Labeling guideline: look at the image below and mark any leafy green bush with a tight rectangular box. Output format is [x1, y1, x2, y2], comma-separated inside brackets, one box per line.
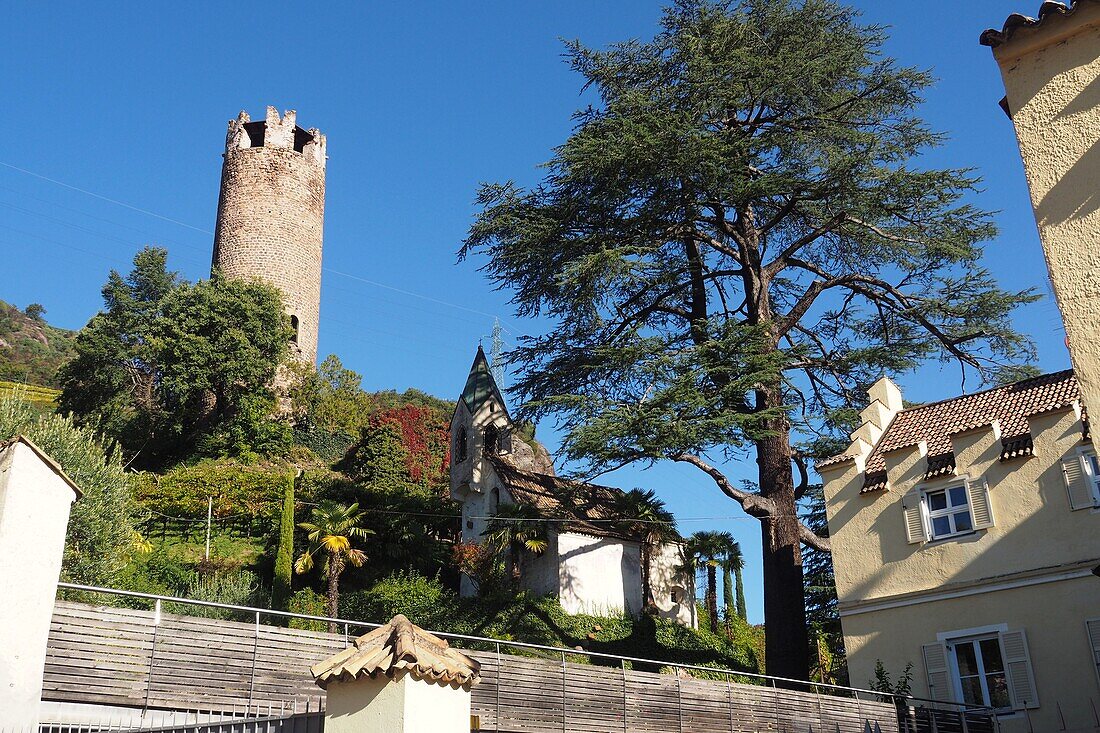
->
[166, 570, 264, 620]
[288, 588, 329, 631]
[341, 571, 456, 627]
[135, 459, 336, 520]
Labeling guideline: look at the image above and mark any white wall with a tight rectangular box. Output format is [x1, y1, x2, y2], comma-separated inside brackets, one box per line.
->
[648, 542, 697, 628]
[0, 440, 79, 731]
[326, 675, 403, 733]
[403, 675, 471, 733]
[521, 532, 560, 599]
[325, 673, 472, 733]
[556, 532, 642, 616]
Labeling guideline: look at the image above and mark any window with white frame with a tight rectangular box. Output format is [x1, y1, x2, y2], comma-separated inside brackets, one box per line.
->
[1080, 450, 1100, 504]
[925, 627, 1038, 712]
[924, 484, 974, 540]
[948, 635, 1011, 710]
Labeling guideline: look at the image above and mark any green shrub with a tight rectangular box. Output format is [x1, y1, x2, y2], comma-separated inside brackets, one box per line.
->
[167, 570, 263, 621]
[341, 571, 456, 627]
[288, 588, 329, 631]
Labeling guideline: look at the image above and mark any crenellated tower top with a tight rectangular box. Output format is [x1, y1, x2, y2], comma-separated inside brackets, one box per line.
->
[224, 106, 327, 168]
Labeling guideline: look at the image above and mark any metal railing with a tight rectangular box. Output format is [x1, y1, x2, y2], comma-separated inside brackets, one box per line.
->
[53, 582, 999, 733]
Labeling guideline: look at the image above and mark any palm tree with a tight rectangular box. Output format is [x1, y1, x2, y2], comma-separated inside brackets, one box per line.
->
[613, 488, 679, 613]
[686, 530, 737, 633]
[482, 503, 549, 585]
[294, 501, 373, 631]
[722, 540, 747, 622]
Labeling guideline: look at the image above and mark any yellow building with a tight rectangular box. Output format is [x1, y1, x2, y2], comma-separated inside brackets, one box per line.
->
[821, 4, 1100, 729]
[819, 371, 1100, 730]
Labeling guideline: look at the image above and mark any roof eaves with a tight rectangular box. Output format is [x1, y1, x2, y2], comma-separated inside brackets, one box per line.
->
[0, 435, 83, 498]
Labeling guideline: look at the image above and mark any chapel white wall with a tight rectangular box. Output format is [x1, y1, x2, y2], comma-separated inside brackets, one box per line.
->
[556, 532, 642, 616]
[648, 542, 697, 628]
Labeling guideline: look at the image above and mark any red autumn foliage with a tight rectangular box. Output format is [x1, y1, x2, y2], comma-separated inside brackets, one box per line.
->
[372, 405, 451, 485]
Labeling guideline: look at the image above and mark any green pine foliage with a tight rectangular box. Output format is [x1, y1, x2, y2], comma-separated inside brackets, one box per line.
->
[0, 393, 138, 587]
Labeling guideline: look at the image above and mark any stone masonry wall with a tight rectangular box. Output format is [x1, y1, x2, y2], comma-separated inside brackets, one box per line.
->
[212, 107, 325, 365]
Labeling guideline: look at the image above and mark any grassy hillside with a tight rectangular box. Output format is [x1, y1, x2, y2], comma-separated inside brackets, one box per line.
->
[0, 300, 76, 388]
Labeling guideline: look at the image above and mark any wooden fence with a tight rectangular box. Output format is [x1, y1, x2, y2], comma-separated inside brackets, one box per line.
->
[44, 601, 901, 733]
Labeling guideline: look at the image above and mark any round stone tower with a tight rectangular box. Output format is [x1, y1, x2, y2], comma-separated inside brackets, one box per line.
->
[212, 106, 326, 364]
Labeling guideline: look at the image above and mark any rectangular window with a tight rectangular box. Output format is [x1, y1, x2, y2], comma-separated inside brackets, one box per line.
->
[949, 635, 1011, 710]
[1080, 450, 1100, 505]
[924, 484, 973, 540]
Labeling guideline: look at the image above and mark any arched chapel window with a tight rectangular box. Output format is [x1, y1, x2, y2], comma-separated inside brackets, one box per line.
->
[290, 315, 300, 344]
[454, 426, 468, 464]
[484, 424, 500, 456]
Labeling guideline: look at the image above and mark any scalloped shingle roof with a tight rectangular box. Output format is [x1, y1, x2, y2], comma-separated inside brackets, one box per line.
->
[980, 1, 1098, 48]
[311, 614, 480, 688]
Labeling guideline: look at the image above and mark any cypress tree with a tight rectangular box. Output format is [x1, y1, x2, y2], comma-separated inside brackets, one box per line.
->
[735, 566, 747, 622]
[272, 469, 297, 612]
[722, 565, 735, 621]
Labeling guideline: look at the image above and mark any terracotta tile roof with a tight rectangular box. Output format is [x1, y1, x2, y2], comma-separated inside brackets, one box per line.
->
[489, 456, 644, 541]
[980, 1, 1097, 48]
[816, 452, 855, 470]
[861, 370, 1079, 480]
[312, 614, 480, 688]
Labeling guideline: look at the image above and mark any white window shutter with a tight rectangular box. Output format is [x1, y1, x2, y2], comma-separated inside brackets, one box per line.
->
[922, 642, 954, 702]
[1062, 456, 1094, 511]
[967, 479, 995, 529]
[1087, 619, 1100, 686]
[903, 491, 927, 544]
[1002, 630, 1039, 709]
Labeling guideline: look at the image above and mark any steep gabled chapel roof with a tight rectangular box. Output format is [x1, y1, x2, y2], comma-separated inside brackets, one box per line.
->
[490, 456, 648, 541]
[459, 346, 509, 416]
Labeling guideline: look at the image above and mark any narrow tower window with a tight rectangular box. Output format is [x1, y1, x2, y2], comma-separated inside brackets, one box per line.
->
[454, 427, 468, 464]
[293, 126, 313, 153]
[485, 424, 500, 456]
[290, 315, 300, 344]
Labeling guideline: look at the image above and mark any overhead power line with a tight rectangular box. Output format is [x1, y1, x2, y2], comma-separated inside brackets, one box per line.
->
[0, 159, 521, 332]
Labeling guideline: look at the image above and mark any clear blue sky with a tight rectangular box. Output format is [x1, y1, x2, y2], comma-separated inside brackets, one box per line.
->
[0, 1, 1064, 624]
